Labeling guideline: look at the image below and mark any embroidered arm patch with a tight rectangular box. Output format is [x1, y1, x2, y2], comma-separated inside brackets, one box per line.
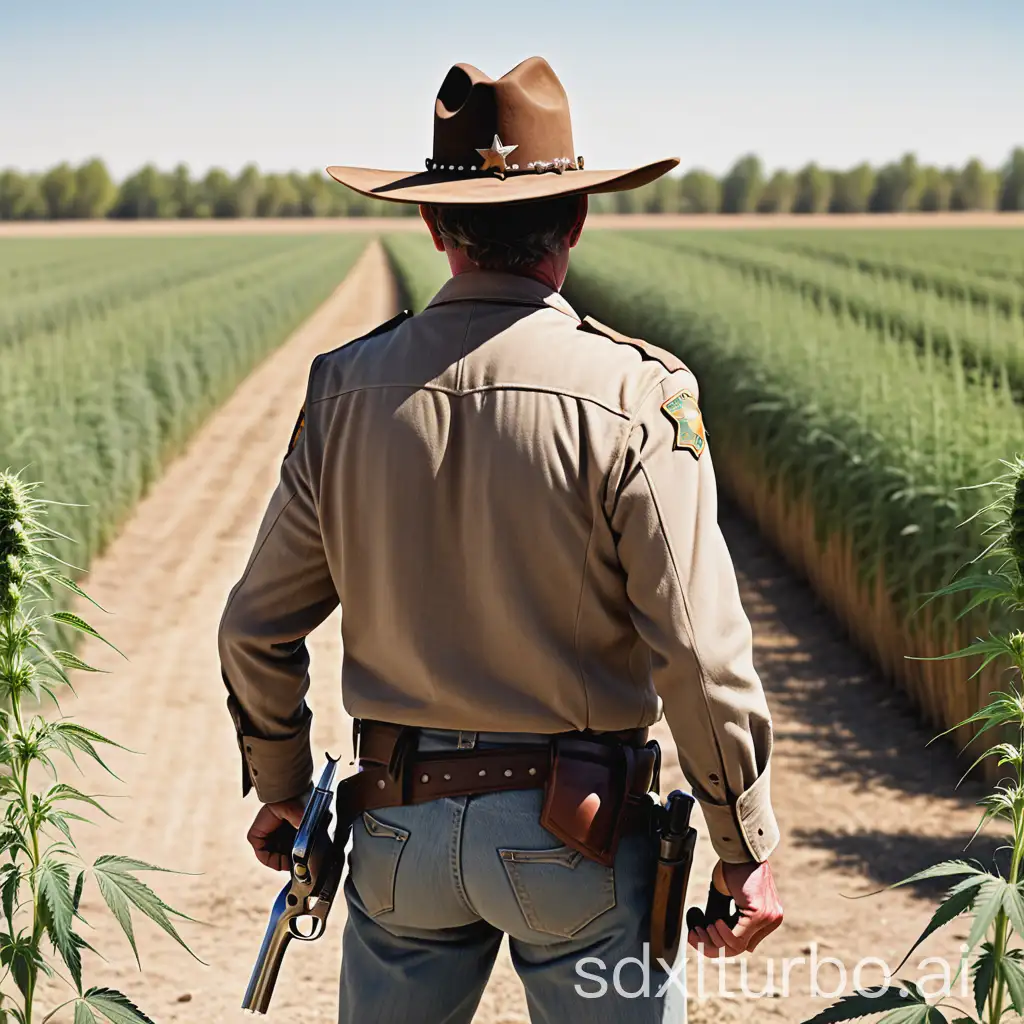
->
[661, 391, 706, 459]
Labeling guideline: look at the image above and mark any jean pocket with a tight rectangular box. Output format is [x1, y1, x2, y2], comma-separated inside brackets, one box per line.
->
[499, 844, 616, 938]
[350, 811, 410, 918]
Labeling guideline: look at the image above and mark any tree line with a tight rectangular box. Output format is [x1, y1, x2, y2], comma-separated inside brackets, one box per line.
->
[1, 150, 1022, 219]
[592, 149, 1024, 215]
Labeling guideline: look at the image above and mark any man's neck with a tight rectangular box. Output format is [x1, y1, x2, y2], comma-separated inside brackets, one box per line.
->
[445, 248, 565, 291]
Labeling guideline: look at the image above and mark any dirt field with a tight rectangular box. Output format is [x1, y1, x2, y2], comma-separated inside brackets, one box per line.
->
[45, 245, 994, 1023]
[1, 211, 1022, 237]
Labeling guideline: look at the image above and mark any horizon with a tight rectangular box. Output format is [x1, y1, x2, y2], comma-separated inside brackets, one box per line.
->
[2, 0, 1021, 180]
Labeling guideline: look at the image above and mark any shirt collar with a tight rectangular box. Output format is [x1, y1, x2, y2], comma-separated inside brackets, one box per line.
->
[425, 270, 580, 322]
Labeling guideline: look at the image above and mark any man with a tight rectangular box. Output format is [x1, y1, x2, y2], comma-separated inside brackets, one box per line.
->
[219, 56, 782, 1023]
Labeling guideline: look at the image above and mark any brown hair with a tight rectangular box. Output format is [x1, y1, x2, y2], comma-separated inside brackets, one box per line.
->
[427, 194, 584, 272]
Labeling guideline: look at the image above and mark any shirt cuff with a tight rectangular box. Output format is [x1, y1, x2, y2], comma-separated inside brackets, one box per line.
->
[227, 702, 313, 806]
[698, 766, 779, 863]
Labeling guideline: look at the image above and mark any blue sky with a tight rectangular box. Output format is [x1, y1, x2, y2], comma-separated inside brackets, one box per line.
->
[1, 0, 1021, 179]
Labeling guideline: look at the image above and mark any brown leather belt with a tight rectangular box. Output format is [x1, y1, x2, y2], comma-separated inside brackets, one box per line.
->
[337, 720, 658, 834]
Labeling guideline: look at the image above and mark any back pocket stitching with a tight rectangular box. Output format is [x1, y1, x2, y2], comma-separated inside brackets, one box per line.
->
[499, 845, 616, 938]
[354, 811, 410, 917]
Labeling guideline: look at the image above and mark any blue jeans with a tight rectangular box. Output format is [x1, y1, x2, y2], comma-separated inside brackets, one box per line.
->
[338, 729, 676, 1023]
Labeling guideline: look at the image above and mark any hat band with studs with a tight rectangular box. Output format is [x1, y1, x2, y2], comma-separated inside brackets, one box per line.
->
[425, 156, 584, 174]
[425, 135, 584, 178]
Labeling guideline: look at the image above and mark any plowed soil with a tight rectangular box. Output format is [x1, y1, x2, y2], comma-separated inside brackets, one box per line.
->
[48, 243, 993, 1023]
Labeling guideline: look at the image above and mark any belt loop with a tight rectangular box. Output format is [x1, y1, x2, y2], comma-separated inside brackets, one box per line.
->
[457, 731, 478, 750]
[388, 727, 417, 785]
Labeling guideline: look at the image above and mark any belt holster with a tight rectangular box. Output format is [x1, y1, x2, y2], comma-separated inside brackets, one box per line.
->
[540, 736, 638, 867]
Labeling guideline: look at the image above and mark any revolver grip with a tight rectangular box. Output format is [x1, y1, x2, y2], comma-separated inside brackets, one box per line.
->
[242, 884, 295, 1015]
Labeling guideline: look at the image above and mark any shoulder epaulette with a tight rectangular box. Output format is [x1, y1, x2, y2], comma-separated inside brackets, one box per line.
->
[314, 308, 413, 366]
[577, 315, 690, 375]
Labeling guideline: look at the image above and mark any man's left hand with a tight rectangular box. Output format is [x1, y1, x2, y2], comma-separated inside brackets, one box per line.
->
[687, 858, 783, 957]
[247, 797, 306, 871]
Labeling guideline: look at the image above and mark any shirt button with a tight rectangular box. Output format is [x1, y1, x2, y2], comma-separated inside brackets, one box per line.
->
[708, 773, 720, 784]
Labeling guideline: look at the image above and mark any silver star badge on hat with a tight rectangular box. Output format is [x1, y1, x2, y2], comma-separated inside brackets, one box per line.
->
[476, 135, 518, 174]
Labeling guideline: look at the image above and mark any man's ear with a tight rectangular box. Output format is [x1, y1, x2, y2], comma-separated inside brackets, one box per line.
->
[568, 194, 588, 248]
[419, 204, 446, 252]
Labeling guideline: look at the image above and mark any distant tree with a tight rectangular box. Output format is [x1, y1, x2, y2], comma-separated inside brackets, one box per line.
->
[634, 175, 681, 214]
[917, 166, 954, 211]
[756, 170, 795, 213]
[0, 171, 47, 220]
[168, 164, 194, 217]
[40, 162, 78, 219]
[830, 163, 876, 213]
[951, 158, 999, 210]
[257, 174, 302, 216]
[234, 164, 263, 218]
[720, 154, 763, 214]
[870, 153, 923, 212]
[290, 172, 332, 217]
[199, 168, 236, 217]
[679, 170, 721, 213]
[999, 147, 1024, 211]
[111, 164, 175, 218]
[792, 162, 832, 213]
[71, 159, 116, 218]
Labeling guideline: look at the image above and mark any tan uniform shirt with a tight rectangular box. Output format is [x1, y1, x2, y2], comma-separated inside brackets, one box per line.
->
[219, 270, 779, 864]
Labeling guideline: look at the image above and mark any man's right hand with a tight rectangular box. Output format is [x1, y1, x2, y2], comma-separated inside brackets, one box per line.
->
[246, 798, 306, 871]
[687, 858, 783, 957]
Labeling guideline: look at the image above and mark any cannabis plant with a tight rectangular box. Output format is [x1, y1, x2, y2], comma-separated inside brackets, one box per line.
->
[0, 470, 196, 1024]
[805, 455, 1024, 1024]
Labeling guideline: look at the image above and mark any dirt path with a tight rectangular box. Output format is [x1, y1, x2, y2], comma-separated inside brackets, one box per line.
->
[51, 247, 993, 1023]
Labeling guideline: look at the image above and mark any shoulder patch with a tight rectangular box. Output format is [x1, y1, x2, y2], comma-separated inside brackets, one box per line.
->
[661, 390, 706, 460]
[578, 316, 690, 375]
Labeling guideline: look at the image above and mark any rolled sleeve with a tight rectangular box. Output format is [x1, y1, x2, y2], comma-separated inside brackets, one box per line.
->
[698, 762, 780, 863]
[609, 370, 780, 864]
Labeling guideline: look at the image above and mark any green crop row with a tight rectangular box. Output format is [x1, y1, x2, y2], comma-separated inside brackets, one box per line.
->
[0, 236, 322, 351]
[0, 233, 367, 576]
[742, 227, 1024, 286]
[382, 233, 448, 312]
[736, 231, 1024, 316]
[629, 230, 1024, 402]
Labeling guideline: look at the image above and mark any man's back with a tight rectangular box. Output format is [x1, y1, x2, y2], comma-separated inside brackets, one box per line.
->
[221, 55, 782, 1023]
[308, 271, 673, 734]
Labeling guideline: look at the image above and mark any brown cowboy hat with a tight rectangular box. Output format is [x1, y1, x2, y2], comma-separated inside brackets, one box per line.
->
[326, 56, 679, 205]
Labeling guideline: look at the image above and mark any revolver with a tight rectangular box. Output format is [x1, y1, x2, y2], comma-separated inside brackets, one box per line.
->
[242, 755, 343, 1015]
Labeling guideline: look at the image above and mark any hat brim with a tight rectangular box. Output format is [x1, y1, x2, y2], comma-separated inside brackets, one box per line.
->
[325, 157, 679, 205]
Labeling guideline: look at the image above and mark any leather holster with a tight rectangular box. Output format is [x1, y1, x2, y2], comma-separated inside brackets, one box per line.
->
[540, 736, 647, 867]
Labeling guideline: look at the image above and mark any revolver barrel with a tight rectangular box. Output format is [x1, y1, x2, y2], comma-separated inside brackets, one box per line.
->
[242, 884, 295, 1014]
